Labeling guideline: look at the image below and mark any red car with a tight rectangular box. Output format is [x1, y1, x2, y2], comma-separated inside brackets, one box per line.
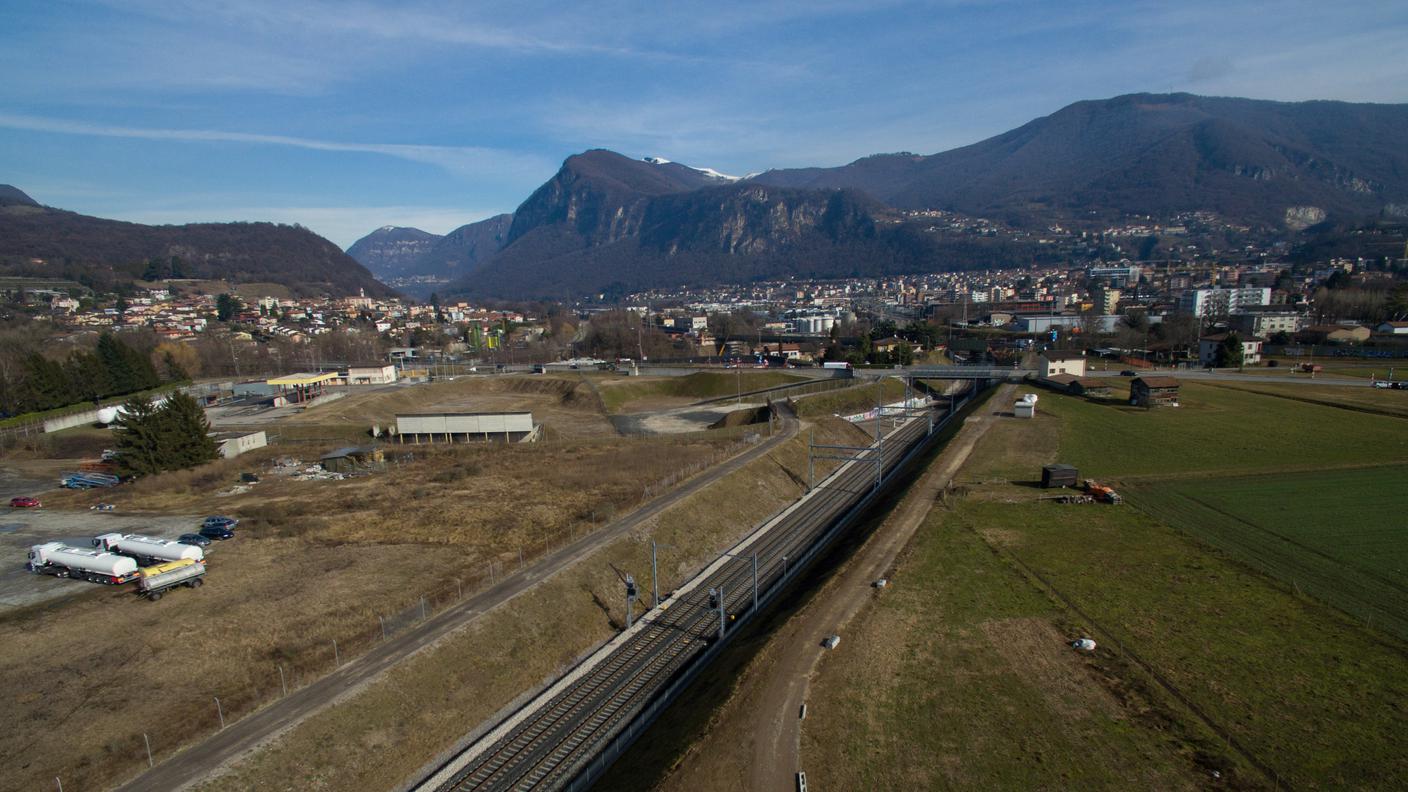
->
[9, 496, 41, 508]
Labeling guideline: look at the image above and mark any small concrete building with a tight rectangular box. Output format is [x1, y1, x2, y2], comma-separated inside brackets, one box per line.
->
[1039, 352, 1087, 378]
[215, 430, 267, 459]
[1130, 376, 1181, 408]
[346, 364, 398, 385]
[395, 412, 538, 443]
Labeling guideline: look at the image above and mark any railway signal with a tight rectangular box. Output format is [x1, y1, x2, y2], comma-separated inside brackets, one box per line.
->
[625, 574, 637, 630]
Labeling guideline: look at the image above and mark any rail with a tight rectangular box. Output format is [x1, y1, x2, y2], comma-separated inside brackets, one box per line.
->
[411, 382, 987, 791]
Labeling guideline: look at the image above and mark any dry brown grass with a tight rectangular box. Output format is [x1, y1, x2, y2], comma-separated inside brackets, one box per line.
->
[1, 426, 772, 792]
[283, 374, 616, 439]
[186, 418, 870, 792]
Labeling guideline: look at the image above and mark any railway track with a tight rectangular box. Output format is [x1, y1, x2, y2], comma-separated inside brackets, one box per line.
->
[416, 403, 949, 792]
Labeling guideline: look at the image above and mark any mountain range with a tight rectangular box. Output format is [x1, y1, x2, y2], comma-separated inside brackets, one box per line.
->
[0, 185, 393, 298]
[350, 93, 1408, 300]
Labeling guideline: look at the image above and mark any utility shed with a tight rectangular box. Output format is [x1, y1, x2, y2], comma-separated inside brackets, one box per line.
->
[395, 412, 538, 444]
[1042, 464, 1079, 488]
[215, 430, 267, 459]
[1131, 376, 1181, 407]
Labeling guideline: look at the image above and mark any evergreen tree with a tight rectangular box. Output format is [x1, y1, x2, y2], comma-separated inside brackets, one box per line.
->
[112, 397, 164, 476]
[216, 293, 240, 321]
[1215, 333, 1246, 368]
[65, 351, 112, 402]
[156, 392, 217, 468]
[21, 353, 72, 411]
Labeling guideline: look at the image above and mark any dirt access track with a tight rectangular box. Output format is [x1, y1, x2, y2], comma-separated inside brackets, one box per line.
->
[661, 384, 1012, 792]
[110, 406, 799, 792]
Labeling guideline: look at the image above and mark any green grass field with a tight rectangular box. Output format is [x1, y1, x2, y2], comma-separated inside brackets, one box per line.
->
[805, 382, 1408, 790]
[1205, 381, 1408, 418]
[1039, 381, 1408, 479]
[803, 506, 1209, 790]
[1125, 465, 1408, 640]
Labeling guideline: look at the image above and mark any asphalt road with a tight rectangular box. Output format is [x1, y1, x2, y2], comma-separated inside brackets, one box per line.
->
[110, 408, 798, 792]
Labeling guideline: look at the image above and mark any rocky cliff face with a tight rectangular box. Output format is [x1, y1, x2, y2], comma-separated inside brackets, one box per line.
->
[346, 226, 441, 280]
[452, 152, 901, 298]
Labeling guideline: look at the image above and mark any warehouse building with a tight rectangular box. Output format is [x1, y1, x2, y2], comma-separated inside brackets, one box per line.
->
[394, 411, 538, 444]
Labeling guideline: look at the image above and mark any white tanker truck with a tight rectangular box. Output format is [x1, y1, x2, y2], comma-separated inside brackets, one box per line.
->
[93, 533, 203, 565]
[27, 542, 141, 584]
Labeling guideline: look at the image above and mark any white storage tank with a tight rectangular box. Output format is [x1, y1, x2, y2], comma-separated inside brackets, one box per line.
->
[93, 533, 204, 563]
[29, 542, 139, 578]
[1014, 395, 1036, 419]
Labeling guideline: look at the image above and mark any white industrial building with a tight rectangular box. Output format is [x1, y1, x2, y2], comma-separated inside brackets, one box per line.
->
[395, 412, 538, 443]
[215, 430, 268, 459]
[1178, 287, 1272, 319]
[1039, 352, 1087, 379]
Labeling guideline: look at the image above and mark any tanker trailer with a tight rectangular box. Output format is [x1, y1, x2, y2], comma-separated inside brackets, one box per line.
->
[27, 542, 140, 584]
[93, 533, 203, 564]
[137, 559, 207, 601]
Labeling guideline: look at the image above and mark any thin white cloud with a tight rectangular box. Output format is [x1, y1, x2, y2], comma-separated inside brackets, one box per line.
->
[0, 112, 552, 180]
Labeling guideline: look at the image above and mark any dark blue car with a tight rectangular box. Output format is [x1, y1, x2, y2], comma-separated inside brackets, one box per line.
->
[200, 516, 238, 540]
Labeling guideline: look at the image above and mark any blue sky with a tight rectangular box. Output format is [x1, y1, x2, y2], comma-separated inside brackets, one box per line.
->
[2, 0, 1406, 248]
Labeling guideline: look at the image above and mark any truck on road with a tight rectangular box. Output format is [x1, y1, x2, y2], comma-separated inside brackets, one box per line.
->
[93, 533, 204, 565]
[27, 542, 140, 584]
[137, 559, 207, 601]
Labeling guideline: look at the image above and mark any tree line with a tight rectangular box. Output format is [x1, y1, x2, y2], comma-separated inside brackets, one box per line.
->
[0, 332, 183, 418]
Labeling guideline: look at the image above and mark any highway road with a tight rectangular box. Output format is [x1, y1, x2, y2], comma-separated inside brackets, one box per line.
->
[414, 395, 963, 791]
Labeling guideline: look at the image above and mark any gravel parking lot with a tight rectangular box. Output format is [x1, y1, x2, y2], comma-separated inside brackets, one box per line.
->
[0, 508, 205, 612]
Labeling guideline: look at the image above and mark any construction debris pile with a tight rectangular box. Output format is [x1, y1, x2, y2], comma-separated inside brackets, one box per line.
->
[269, 456, 349, 481]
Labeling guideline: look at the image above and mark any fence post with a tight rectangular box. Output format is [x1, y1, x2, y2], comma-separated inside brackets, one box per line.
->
[380, 615, 387, 640]
[333, 639, 340, 668]
[420, 596, 427, 620]
[143, 732, 154, 768]
[56, 778, 63, 792]
[455, 578, 462, 599]
[279, 664, 287, 696]
[214, 696, 225, 729]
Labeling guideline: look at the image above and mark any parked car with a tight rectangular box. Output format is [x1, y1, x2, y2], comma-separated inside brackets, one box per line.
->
[9, 496, 41, 508]
[202, 515, 238, 530]
[1118, 370, 1136, 376]
[178, 533, 212, 547]
[198, 524, 235, 540]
